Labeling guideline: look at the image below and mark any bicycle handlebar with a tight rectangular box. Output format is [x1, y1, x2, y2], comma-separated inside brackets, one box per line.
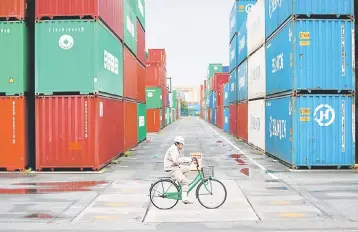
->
[191, 157, 199, 169]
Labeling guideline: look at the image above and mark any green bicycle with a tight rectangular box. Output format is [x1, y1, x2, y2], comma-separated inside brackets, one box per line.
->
[149, 157, 227, 210]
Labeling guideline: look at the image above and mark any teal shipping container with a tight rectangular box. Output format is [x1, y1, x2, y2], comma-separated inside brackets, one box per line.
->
[146, 87, 162, 109]
[207, 63, 223, 80]
[124, 0, 137, 55]
[137, 103, 146, 142]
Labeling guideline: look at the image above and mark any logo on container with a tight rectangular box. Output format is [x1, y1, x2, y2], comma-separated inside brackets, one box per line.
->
[250, 115, 260, 131]
[225, 117, 228, 124]
[126, 16, 135, 38]
[238, 36, 246, 53]
[139, 116, 145, 127]
[245, 4, 254, 13]
[239, 76, 245, 89]
[314, 104, 335, 127]
[268, 0, 282, 19]
[59, 35, 74, 50]
[269, 116, 286, 140]
[104, 50, 119, 75]
[251, 65, 261, 81]
[272, 53, 284, 73]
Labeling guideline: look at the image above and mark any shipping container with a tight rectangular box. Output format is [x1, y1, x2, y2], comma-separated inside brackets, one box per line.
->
[137, 103, 146, 142]
[146, 108, 161, 132]
[35, 96, 124, 171]
[0, 22, 28, 95]
[248, 46, 266, 99]
[0, 0, 26, 20]
[124, 46, 138, 100]
[172, 109, 177, 122]
[266, 19, 354, 96]
[246, 0, 265, 55]
[222, 66, 230, 73]
[204, 109, 208, 122]
[229, 0, 257, 42]
[166, 107, 171, 125]
[35, 0, 124, 40]
[237, 21, 248, 67]
[212, 73, 229, 92]
[137, 19, 145, 65]
[123, 0, 137, 55]
[172, 90, 178, 108]
[237, 60, 248, 101]
[224, 83, 230, 107]
[208, 108, 211, 123]
[237, 101, 248, 141]
[229, 70, 238, 103]
[162, 86, 168, 107]
[123, 100, 138, 151]
[137, 62, 146, 103]
[162, 107, 165, 128]
[217, 106, 224, 129]
[209, 92, 213, 109]
[35, 20, 123, 96]
[230, 34, 238, 72]
[207, 63, 223, 79]
[248, 99, 265, 150]
[213, 91, 217, 109]
[148, 49, 166, 67]
[265, 0, 354, 39]
[230, 104, 237, 136]
[146, 87, 162, 109]
[146, 61, 166, 87]
[265, 94, 354, 168]
[224, 107, 230, 133]
[0, 96, 29, 171]
[131, 0, 145, 30]
[217, 84, 224, 107]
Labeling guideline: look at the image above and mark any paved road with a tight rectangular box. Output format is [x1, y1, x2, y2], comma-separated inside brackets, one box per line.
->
[0, 117, 357, 231]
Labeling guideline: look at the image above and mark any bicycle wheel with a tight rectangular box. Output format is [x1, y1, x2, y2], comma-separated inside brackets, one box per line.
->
[196, 179, 227, 209]
[149, 179, 180, 210]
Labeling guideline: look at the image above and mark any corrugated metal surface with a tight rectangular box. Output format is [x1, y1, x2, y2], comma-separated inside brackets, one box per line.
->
[146, 87, 162, 109]
[146, 109, 161, 132]
[35, 96, 124, 170]
[137, 103, 146, 142]
[230, 34, 238, 72]
[224, 83, 230, 107]
[237, 60, 248, 101]
[133, 0, 145, 30]
[207, 64, 223, 79]
[162, 86, 168, 107]
[237, 101, 248, 141]
[248, 46, 265, 99]
[208, 108, 211, 123]
[224, 107, 230, 133]
[36, 0, 124, 40]
[217, 106, 224, 129]
[229, 69, 238, 103]
[123, 0, 137, 55]
[0, 22, 28, 95]
[124, 46, 137, 100]
[213, 92, 217, 109]
[265, 0, 354, 38]
[237, 21, 248, 66]
[247, 0, 265, 55]
[218, 84, 224, 107]
[148, 49, 166, 67]
[230, 104, 237, 136]
[204, 109, 208, 121]
[137, 62, 146, 103]
[265, 94, 354, 167]
[266, 20, 354, 96]
[0, 0, 26, 20]
[211, 108, 216, 125]
[35, 20, 123, 96]
[229, 0, 257, 41]
[123, 100, 138, 151]
[212, 73, 229, 92]
[0, 96, 28, 171]
[145, 61, 166, 87]
[248, 99, 265, 150]
[137, 20, 145, 65]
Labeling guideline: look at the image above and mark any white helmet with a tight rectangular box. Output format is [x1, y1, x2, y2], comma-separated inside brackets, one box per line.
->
[174, 136, 185, 145]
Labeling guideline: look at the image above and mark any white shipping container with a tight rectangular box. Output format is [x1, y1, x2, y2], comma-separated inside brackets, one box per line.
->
[248, 99, 265, 151]
[247, 0, 265, 55]
[248, 46, 266, 99]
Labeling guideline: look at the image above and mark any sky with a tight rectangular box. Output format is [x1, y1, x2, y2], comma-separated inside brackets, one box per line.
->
[146, 0, 235, 89]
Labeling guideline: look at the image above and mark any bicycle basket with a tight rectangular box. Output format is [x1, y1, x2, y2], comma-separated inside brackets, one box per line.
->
[202, 166, 214, 178]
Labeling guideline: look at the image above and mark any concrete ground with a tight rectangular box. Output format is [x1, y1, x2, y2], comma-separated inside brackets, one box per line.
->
[0, 117, 357, 232]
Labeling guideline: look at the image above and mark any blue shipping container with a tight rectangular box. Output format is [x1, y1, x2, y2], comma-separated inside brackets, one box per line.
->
[222, 66, 230, 73]
[265, 0, 354, 39]
[213, 91, 217, 109]
[224, 83, 230, 107]
[209, 92, 213, 109]
[266, 19, 354, 96]
[237, 21, 248, 67]
[229, 69, 238, 103]
[237, 60, 248, 101]
[230, 0, 257, 42]
[229, 34, 238, 73]
[224, 108, 230, 133]
[265, 94, 354, 168]
[210, 108, 216, 125]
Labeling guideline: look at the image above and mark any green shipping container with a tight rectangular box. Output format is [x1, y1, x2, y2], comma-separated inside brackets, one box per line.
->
[166, 107, 170, 126]
[132, 0, 145, 30]
[207, 63, 223, 79]
[169, 107, 173, 124]
[124, 0, 137, 55]
[137, 103, 147, 142]
[172, 90, 178, 107]
[35, 20, 123, 96]
[0, 22, 28, 95]
[146, 87, 162, 109]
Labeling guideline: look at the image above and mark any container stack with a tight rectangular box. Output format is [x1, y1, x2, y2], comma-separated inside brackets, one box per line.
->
[207, 63, 223, 126]
[213, 73, 229, 128]
[263, 0, 355, 168]
[146, 48, 168, 132]
[0, 0, 29, 171]
[34, 0, 146, 171]
[223, 82, 230, 133]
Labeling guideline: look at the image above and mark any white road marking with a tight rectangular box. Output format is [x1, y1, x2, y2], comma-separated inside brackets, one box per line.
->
[71, 201, 95, 224]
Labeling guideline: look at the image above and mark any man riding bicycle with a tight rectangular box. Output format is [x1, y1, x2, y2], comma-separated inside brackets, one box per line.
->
[164, 136, 194, 204]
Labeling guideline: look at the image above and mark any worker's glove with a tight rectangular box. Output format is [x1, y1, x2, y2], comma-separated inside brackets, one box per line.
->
[180, 157, 192, 164]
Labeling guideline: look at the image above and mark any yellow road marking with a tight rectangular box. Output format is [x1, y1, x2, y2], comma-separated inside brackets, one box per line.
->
[95, 215, 121, 220]
[271, 201, 289, 205]
[279, 213, 305, 218]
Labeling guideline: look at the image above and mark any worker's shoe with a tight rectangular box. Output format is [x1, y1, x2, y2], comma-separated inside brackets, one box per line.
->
[182, 194, 194, 204]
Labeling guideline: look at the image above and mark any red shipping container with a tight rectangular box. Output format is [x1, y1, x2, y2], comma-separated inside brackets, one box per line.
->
[146, 109, 161, 132]
[208, 108, 211, 123]
[216, 84, 225, 108]
[216, 106, 224, 129]
[123, 100, 138, 151]
[35, 95, 124, 171]
[0, 97, 29, 171]
[136, 20, 145, 65]
[0, 0, 26, 20]
[36, 0, 124, 40]
[146, 61, 166, 87]
[212, 73, 229, 91]
[137, 62, 146, 103]
[229, 104, 237, 136]
[148, 49, 166, 67]
[124, 46, 138, 100]
[237, 101, 248, 141]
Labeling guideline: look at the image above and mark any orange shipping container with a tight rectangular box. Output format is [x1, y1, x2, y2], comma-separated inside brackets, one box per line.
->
[0, 97, 29, 171]
[146, 109, 161, 132]
[148, 49, 166, 67]
[0, 0, 26, 20]
[123, 100, 138, 151]
[137, 62, 146, 103]
[237, 101, 248, 141]
[124, 47, 138, 100]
